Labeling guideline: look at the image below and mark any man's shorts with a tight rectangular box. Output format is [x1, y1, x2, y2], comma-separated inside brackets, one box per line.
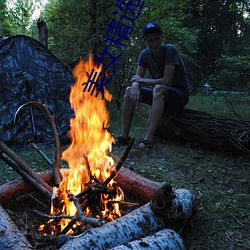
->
[140, 86, 189, 112]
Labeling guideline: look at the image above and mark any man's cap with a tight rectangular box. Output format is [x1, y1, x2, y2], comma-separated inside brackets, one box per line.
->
[142, 22, 162, 38]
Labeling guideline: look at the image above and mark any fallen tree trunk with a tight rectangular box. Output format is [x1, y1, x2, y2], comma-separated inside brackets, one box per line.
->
[60, 186, 195, 250]
[110, 228, 185, 250]
[155, 108, 250, 154]
[0, 204, 32, 249]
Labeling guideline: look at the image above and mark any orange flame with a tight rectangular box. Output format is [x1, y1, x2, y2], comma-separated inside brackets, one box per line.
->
[43, 55, 123, 234]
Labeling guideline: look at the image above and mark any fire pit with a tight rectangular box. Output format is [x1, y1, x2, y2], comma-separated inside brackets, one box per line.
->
[0, 56, 196, 249]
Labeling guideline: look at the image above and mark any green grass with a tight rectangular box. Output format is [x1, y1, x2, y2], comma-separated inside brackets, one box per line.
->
[109, 94, 250, 249]
[186, 93, 250, 120]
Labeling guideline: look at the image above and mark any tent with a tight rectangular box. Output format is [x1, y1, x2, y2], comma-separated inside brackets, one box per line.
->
[0, 35, 74, 145]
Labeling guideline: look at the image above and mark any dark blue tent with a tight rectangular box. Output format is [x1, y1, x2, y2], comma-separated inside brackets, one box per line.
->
[0, 35, 74, 144]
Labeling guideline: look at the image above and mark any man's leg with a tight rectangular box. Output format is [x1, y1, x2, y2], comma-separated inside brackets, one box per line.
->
[139, 85, 166, 146]
[120, 87, 136, 138]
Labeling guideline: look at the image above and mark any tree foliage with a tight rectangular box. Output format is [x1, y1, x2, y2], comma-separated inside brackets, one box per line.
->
[2, 0, 250, 97]
[185, 0, 250, 89]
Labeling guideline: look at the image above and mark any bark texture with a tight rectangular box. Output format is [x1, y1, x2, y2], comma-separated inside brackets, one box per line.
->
[110, 228, 185, 250]
[156, 108, 250, 154]
[59, 202, 166, 250]
[115, 167, 162, 202]
[37, 19, 48, 47]
[0, 204, 32, 249]
[59, 187, 195, 250]
[0, 171, 53, 204]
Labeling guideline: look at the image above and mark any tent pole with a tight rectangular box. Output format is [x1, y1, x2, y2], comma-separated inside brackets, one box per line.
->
[25, 78, 38, 142]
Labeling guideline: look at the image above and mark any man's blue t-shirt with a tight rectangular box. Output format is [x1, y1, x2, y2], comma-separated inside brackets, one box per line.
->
[138, 44, 191, 91]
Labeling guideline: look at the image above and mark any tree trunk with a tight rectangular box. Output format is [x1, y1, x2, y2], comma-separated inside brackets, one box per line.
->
[37, 19, 48, 47]
[0, 204, 32, 249]
[155, 108, 250, 154]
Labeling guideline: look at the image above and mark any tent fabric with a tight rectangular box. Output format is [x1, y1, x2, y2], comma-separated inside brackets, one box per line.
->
[0, 35, 74, 144]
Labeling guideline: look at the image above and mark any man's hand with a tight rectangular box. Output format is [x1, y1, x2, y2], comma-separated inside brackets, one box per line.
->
[130, 82, 141, 102]
[131, 74, 142, 83]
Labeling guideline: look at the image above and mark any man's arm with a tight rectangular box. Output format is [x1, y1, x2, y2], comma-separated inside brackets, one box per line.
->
[129, 66, 146, 102]
[132, 64, 176, 87]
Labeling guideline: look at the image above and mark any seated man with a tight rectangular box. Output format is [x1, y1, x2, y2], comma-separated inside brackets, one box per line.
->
[116, 22, 191, 148]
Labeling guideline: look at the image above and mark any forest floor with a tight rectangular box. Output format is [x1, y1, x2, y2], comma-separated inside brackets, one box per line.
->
[0, 95, 249, 249]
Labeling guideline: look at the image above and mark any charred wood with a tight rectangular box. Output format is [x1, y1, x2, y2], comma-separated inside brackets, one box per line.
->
[104, 138, 135, 186]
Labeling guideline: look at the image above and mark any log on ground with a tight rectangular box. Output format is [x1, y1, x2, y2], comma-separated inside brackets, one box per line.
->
[110, 228, 186, 250]
[0, 204, 32, 249]
[155, 108, 250, 153]
[0, 167, 160, 205]
[115, 166, 162, 203]
[60, 187, 195, 250]
[0, 171, 53, 205]
[59, 202, 166, 250]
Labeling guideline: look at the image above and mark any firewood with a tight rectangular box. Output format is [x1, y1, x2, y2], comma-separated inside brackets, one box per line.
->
[59, 202, 166, 250]
[59, 186, 195, 250]
[0, 167, 159, 205]
[115, 167, 162, 202]
[0, 152, 51, 199]
[104, 138, 135, 185]
[0, 204, 32, 249]
[110, 228, 186, 250]
[0, 141, 52, 193]
[0, 171, 53, 204]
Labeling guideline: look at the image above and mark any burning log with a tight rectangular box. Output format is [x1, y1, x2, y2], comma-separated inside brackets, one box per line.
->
[110, 228, 185, 250]
[0, 204, 32, 249]
[156, 108, 250, 154]
[59, 185, 195, 250]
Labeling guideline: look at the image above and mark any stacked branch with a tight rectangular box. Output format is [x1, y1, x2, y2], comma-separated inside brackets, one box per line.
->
[0, 141, 52, 199]
[33, 139, 136, 236]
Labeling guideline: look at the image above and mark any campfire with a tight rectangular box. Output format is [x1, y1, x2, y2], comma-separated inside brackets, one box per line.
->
[38, 55, 128, 236]
[0, 56, 196, 249]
